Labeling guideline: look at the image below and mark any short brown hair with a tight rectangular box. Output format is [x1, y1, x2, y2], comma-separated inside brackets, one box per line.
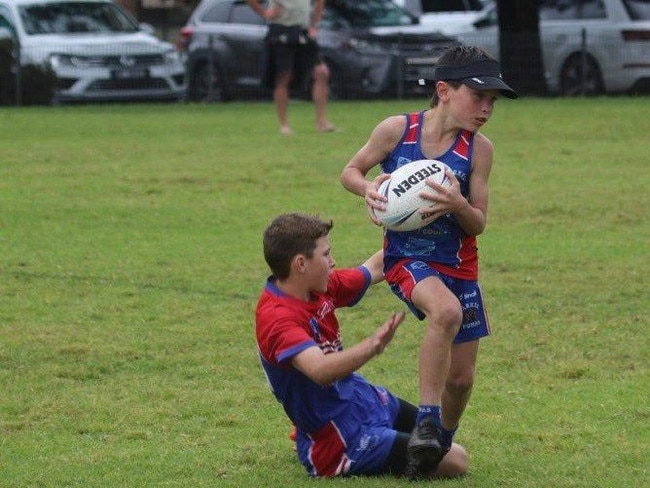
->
[262, 213, 333, 280]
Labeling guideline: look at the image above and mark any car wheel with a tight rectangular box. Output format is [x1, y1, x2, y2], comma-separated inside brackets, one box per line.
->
[559, 53, 604, 96]
[189, 62, 230, 102]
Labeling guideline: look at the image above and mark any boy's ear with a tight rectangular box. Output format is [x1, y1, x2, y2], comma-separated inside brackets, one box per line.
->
[292, 254, 308, 274]
[436, 80, 450, 101]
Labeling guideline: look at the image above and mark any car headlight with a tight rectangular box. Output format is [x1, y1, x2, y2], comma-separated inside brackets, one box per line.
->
[347, 37, 386, 55]
[164, 49, 181, 64]
[49, 54, 94, 68]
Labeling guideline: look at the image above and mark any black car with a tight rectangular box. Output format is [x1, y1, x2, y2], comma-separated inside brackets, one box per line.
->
[177, 0, 457, 101]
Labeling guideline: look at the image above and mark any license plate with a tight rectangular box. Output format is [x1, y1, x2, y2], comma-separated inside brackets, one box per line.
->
[112, 68, 148, 79]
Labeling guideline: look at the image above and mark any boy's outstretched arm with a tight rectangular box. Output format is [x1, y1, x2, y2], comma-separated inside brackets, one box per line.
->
[291, 311, 405, 386]
[362, 249, 385, 285]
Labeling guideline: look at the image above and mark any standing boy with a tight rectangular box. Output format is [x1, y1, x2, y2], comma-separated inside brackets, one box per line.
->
[255, 212, 467, 478]
[340, 45, 517, 478]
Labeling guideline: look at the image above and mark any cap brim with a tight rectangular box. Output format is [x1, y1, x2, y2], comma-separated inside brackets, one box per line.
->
[462, 76, 518, 99]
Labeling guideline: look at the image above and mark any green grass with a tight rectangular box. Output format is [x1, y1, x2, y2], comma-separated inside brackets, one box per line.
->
[1, 97, 648, 487]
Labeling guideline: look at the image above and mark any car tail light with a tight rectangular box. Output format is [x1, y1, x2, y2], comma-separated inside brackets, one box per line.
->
[622, 29, 650, 41]
[176, 26, 194, 52]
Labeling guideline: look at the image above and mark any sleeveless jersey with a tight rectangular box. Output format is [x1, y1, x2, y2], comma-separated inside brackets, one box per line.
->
[381, 111, 479, 280]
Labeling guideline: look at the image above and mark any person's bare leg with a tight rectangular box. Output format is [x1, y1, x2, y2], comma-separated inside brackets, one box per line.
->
[412, 277, 463, 418]
[442, 341, 479, 433]
[312, 62, 335, 132]
[274, 71, 293, 134]
[406, 277, 463, 478]
[433, 443, 468, 479]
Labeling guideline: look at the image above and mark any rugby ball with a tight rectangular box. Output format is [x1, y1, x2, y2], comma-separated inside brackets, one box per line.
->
[375, 159, 452, 232]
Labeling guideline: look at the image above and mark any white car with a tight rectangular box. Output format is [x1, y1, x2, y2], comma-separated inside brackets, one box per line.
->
[0, 0, 186, 103]
[455, 0, 650, 95]
[394, 0, 493, 35]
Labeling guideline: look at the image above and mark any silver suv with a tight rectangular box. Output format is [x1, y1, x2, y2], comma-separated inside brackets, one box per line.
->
[0, 0, 186, 103]
[177, 0, 457, 101]
[456, 0, 650, 95]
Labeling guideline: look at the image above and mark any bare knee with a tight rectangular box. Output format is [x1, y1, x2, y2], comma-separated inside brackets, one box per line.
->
[312, 63, 329, 83]
[435, 443, 468, 478]
[428, 301, 462, 335]
[275, 71, 292, 88]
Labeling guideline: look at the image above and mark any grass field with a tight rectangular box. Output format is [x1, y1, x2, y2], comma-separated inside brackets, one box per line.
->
[1, 97, 648, 487]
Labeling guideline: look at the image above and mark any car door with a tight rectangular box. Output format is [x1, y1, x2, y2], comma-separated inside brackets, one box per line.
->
[540, 0, 618, 93]
[212, 0, 267, 91]
[226, 0, 267, 89]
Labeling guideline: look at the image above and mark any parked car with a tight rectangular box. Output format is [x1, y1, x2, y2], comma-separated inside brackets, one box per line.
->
[177, 0, 458, 101]
[455, 0, 650, 95]
[395, 0, 493, 35]
[0, 0, 186, 103]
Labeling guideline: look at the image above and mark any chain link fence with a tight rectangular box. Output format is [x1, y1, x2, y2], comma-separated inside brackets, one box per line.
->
[2, 31, 650, 106]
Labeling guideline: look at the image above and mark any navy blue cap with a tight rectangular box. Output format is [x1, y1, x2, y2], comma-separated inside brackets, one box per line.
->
[419, 59, 517, 99]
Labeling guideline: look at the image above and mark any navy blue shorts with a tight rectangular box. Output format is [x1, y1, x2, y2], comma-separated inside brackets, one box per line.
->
[385, 259, 491, 343]
[295, 385, 401, 477]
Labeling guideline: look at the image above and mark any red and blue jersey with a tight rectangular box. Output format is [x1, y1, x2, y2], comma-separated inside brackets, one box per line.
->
[381, 111, 478, 280]
[255, 267, 400, 476]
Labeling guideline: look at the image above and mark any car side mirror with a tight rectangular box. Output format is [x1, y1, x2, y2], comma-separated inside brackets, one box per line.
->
[139, 22, 155, 35]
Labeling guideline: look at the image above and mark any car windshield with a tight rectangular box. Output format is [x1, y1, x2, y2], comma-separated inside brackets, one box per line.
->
[19, 1, 139, 35]
[324, 0, 417, 28]
[624, 0, 650, 19]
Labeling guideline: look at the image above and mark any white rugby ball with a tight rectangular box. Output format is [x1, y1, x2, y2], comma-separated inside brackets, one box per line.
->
[375, 159, 452, 232]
